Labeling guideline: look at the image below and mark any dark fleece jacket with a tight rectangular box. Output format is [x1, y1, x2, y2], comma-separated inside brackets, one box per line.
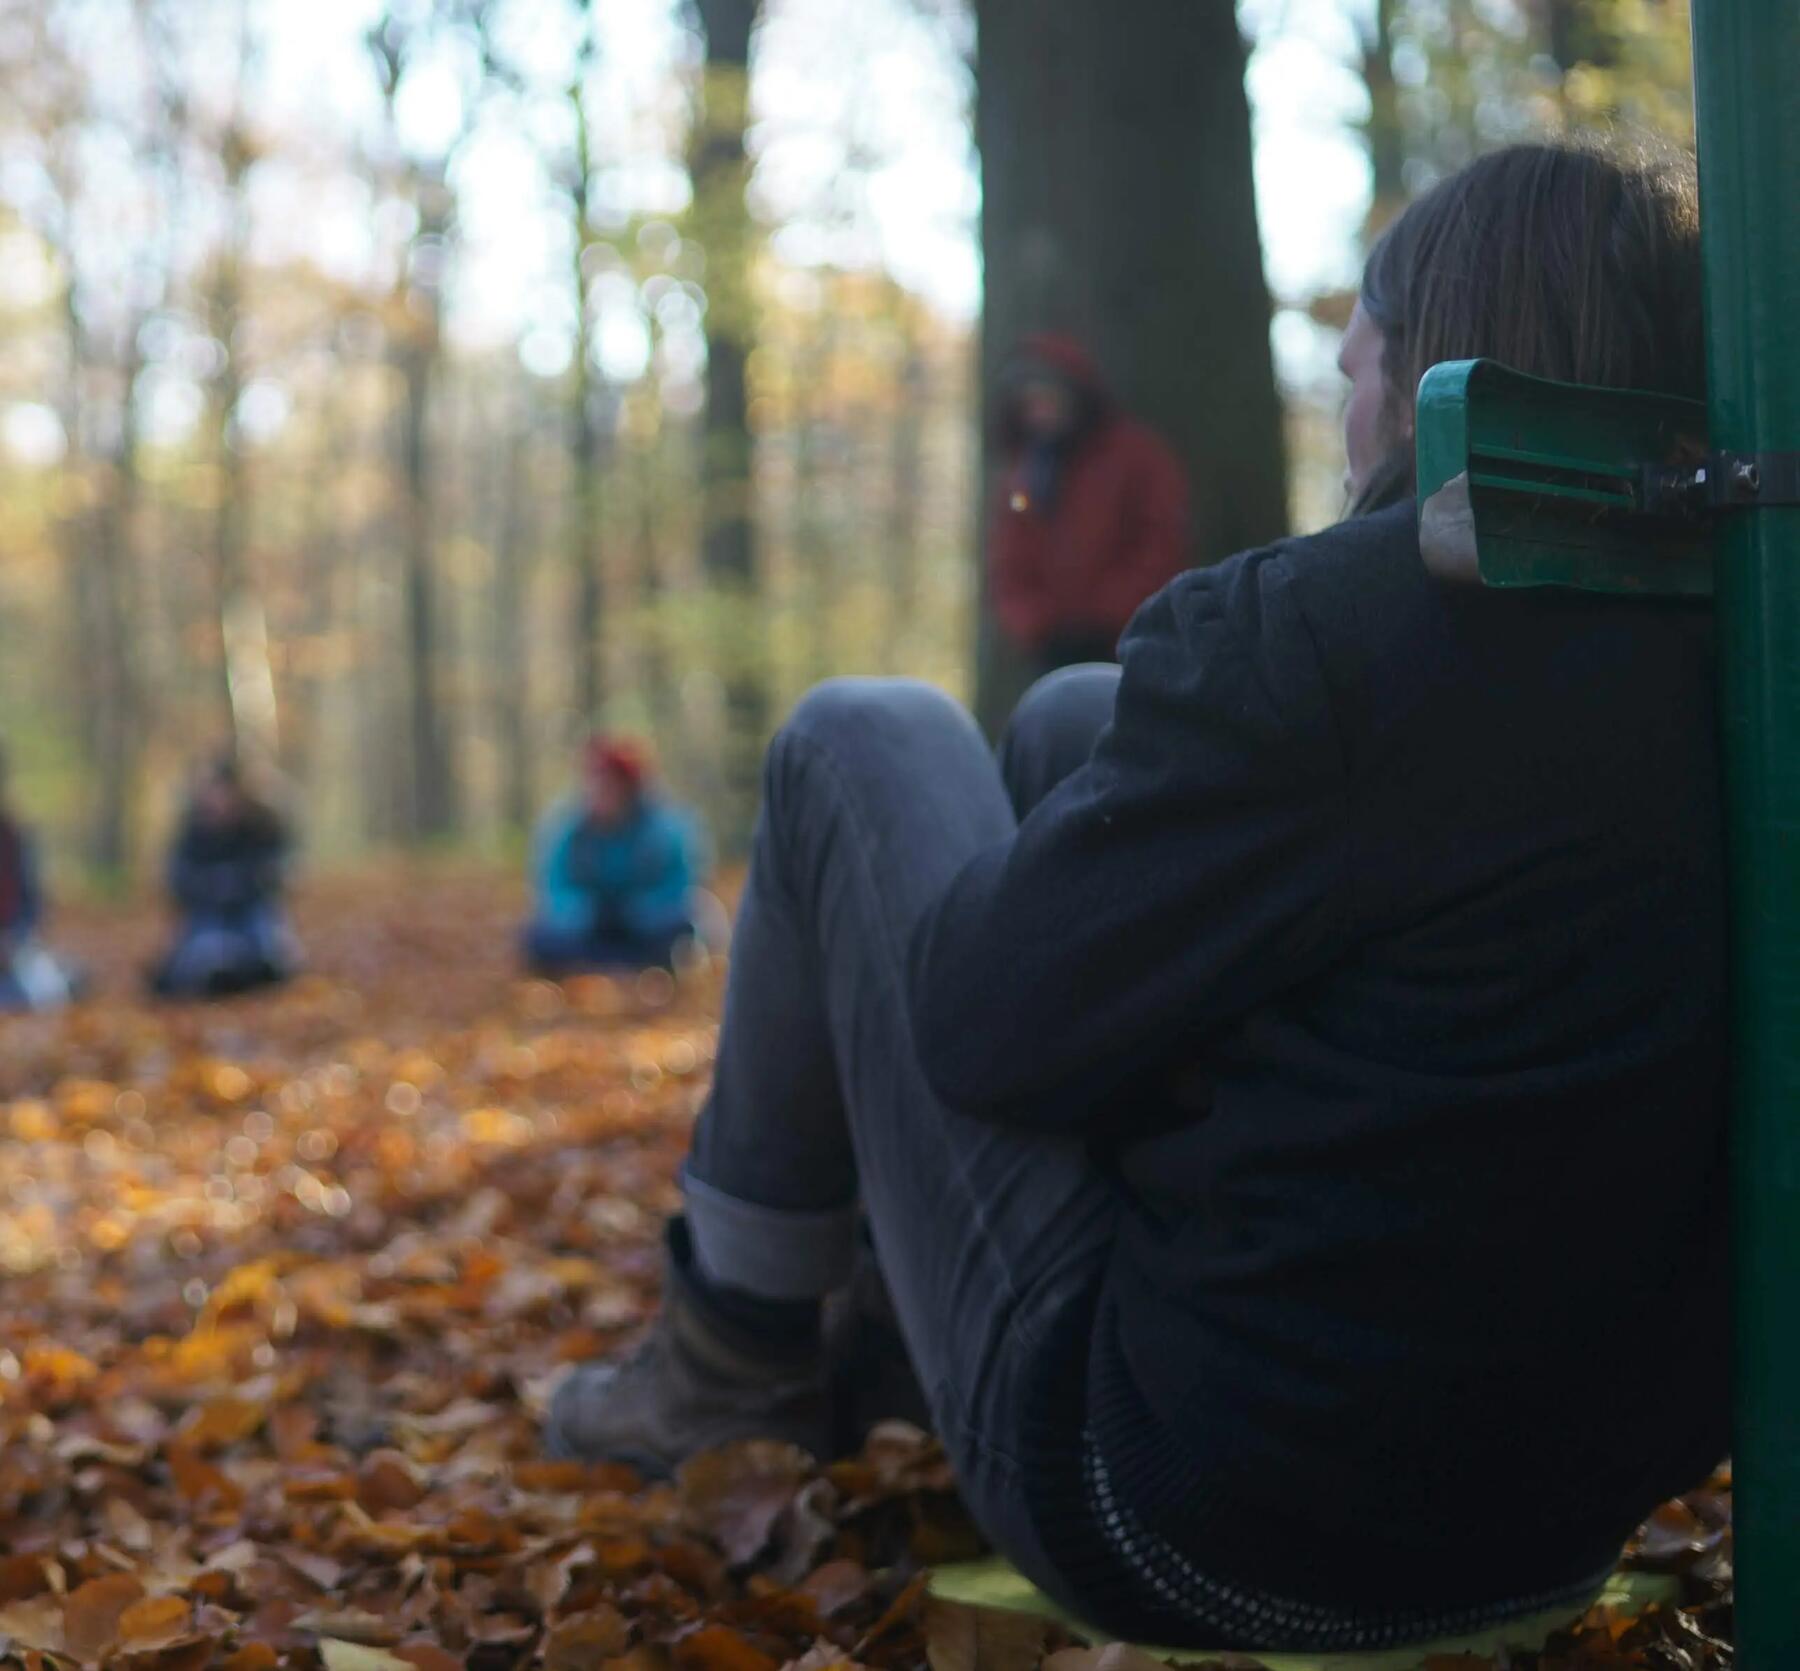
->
[911, 500, 1728, 1613]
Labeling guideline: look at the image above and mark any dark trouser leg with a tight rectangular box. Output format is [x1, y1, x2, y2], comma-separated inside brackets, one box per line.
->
[522, 921, 590, 973]
[684, 675, 1121, 1592]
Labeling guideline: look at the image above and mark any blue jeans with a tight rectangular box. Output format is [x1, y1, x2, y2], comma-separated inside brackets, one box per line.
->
[684, 666, 1120, 1605]
[523, 918, 692, 974]
[154, 904, 295, 997]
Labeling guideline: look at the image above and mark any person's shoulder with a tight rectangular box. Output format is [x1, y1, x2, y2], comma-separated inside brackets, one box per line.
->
[1136, 503, 1427, 712]
[1152, 507, 1418, 640]
[1248, 500, 1429, 660]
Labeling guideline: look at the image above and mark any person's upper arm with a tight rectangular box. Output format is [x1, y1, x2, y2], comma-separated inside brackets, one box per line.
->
[906, 548, 1348, 1131]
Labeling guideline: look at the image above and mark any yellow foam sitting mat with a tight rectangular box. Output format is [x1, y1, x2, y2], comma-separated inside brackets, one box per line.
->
[923, 1558, 1681, 1671]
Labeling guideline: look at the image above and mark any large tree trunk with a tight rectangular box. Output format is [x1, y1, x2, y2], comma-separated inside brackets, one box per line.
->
[972, 0, 1288, 732]
[691, 0, 765, 843]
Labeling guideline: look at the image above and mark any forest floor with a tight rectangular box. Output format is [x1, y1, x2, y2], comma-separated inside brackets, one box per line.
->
[0, 874, 1734, 1671]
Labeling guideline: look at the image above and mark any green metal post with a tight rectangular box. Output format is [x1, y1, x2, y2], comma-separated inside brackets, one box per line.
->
[1692, 4, 1800, 1662]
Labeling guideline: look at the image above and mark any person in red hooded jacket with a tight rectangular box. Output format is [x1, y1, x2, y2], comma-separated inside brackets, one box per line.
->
[988, 334, 1190, 676]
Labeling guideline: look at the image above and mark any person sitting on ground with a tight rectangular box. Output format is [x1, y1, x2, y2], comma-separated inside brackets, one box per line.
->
[523, 738, 705, 976]
[543, 141, 1726, 1657]
[0, 750, 81, 1012]
[150, 757, 297, 999]
[988, 333, 1189, 679]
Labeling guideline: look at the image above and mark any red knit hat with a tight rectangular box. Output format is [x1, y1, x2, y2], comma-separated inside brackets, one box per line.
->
[585, 736, 649, 791]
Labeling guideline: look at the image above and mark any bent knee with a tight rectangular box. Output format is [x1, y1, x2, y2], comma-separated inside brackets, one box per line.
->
[782, 676, 972, 755]
[1007, 665, 1120, 741]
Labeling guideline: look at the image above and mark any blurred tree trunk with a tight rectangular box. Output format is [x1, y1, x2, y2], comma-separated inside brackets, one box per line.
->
[634, 440, 678, 747]
[1361, 0, 1406, 232]
[86, 397, 141, 882]
[63, 299, 143, 880]
[491, 397, 535, 834]
[793, 320, 836, 687]
[565, 24, 607, 725]
[395, 299, 457, 843]
[972, 0, 1288, 733]
[369, 15, 463, 844]
[691, 0, 764, 841]
[286, 376, 351, 798]
[48, 195, 140, 878]
[883, 340, 927, 673]
[207, 105, 280, 768]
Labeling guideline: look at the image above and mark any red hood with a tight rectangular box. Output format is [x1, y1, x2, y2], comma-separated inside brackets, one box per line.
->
[997, 332, 1111, 450]
[1013, 332, 1106, 396]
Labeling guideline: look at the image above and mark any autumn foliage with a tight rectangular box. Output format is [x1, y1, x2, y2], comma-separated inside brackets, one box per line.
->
[0, 876, 1733, 1671]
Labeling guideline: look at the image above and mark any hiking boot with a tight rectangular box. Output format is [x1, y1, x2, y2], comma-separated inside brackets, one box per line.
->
[543, 1220, 834, 1475]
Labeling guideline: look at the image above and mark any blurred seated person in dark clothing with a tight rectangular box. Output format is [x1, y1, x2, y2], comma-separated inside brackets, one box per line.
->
[150, 757, 297, 999]
[524, 738, 705, 976]
[988, 334, 1190, 679]
[0, 749, 81, 1011]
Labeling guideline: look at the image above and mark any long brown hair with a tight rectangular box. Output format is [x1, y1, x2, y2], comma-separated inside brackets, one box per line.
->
[1355, 141, 1704, 513]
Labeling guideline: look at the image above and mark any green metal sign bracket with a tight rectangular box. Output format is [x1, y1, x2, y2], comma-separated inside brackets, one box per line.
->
[1415, 359, 1711, 597]
[1414, 4, 1800, 1660]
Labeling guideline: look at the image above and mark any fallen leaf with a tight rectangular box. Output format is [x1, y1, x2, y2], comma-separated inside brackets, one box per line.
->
[356, 1449, 427, 1514]
[319, 1642, 414, 1671]
[797, 1561, 870, 1620]
[0, 1596, 67, 1656]
[63, 1573, 147, 1663]
[116, 1596, 191, 1650]
[673, 1625, 780, 1671]
[545, 1606, 632, 1671]
[680, 1444, 814, 1567]
[922, 1598, 1049, 1671]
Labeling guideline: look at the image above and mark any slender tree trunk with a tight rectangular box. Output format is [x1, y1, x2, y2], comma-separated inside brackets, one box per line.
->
[569, 350, 605, 725]
[792, 322, 835, 687]
[60, 286, 143, 880]
[398, 339, 456, 841]
[492, 404, 535, 833]
[88, 353, 143, 880]
[635, 438, 678, 744]
[1362, 0, 1406, 232]
[567, 54, 606, 725]
[883, 342, 927, 672]
[205, 18, 281, 767]
[210, 238, 280, 764]
[972, 0, 1288, 732]
[692, 0, 764, 842]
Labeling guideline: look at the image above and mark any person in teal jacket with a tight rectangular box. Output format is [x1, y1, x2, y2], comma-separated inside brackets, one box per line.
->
[523, 738, 705, 974]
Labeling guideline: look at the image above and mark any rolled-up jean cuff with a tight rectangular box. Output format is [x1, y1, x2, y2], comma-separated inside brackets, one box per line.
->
[682, 1165, 862, 1300]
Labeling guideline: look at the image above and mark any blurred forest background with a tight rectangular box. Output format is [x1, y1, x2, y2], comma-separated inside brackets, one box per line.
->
[0, 0, 1694, 881]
